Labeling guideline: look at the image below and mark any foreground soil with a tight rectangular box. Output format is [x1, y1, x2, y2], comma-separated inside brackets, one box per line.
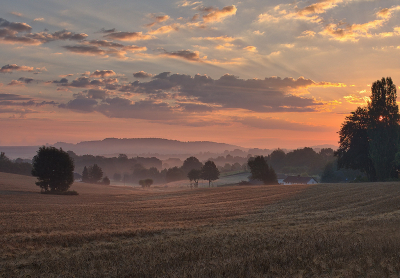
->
[1, 172, 400, 277]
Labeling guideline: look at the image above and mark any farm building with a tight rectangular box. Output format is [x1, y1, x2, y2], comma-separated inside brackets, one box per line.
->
[277, 174, 287, 185]
[283, 175, 318, 185]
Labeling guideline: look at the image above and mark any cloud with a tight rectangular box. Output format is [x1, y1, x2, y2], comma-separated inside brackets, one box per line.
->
[298, 30, 316, 38]
[1, 35, 42, 45]
[320, 21, 383, 42]
[201, 5, 237, 23]
[343, 94, 370, 105]
[253, 30, 264, 35]
[10, 12, 23, 17]
[163, 50, 201, 61]
[133, 71, 153, 78]
[0, 93, 31, 100]
[0, 100, 57, 107]
[26, 30, 88, 42]
[59, 97, 98, 113]
[320, 6, 400, 41]
[104, 31, 153, 41]
[244, 46, 257, 52]
[85, 89, 110, 99]
[63, 45, 107, 56]
[78, 40, 147, 58]
[59, 76, 119, 88]
[100, 28, 116, 33]
[178, 0, 202, 7]
[90, 70, 116, 78]
[258, 4, 320, 23]
[7, 80, 25, 86]
[178, 102, 213, 113]
[297, 0, 344, 16]
[17, 77, 34, 84]
[148, 24, 179, 35]
[376, 5, 400, 19]
[0, 64, 34, 73]
[0, 19, 88, 45]
[195, 35, 235, 42]
[126, 73, 335, 113]
[0, 18, 32, 32]
[84, 39, 125, 48]
[33, 18, 45, 22]
[146, 15, 170, 27]
[52, 78, 69, 84]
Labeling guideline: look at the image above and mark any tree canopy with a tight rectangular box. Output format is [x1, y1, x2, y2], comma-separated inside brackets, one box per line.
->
[248, 155, 278, 185]
[32, 146, 75, 192]
[188, 169, 201, 188]
[201, 161, 220, 187]
[82, 164, 103, 183]
[181, 156, 203, 175]
[335, 77, 399, 181]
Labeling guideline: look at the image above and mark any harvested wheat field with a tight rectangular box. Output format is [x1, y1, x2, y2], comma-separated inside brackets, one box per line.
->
[1, 172, 400, 277]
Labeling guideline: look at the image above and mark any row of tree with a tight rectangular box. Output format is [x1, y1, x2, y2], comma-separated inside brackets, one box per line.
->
[0, 152, 32, 176]
[82, 164, 110, 185]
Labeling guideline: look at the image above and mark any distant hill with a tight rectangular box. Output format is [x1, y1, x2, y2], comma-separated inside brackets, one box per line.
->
[53, 138, 246, 156]
[309, 144, 338, 151]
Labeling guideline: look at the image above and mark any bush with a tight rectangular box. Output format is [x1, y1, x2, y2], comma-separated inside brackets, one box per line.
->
[102, 176, 111, 185]
[139, 178, 153, 188]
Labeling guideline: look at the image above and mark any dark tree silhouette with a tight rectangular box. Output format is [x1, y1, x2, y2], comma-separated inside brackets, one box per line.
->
[31, 146, 74, 192]
[368, 77, 399, 181]
[269, 149, 286, 173]
[248, 155, 277, 185]
[88, 164, 103, 183]
[335, 77, 399, 181]
[139, 178, 153, 188]
[181, 156, 203, 175]
[166, 166, 185, 182]
[0, 152, 32, 176]
[188, 169, 201, 188]
[102, 176, 111, 185]
[201, 161, 220, 187]
[82, 166, 89, 182]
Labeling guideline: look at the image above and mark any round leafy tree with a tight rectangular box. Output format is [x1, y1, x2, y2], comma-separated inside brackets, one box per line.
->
[201, 160, 220, 187]
[32, 146, 75, 192]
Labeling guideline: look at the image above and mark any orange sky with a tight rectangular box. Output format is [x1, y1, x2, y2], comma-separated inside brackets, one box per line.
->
[1, 0, 400, 149]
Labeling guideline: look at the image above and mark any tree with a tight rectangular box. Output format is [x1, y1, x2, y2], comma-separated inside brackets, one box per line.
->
[88, 164, 103, 183]
[82, 166, 89, 182]
[201, 161, 220, 187]
[335, 107, 375, 180]
[336, 77, 399, 181]
[31, 146, 74, 192]
[368, 77, 399, 181]
[188, 169, 201, 188]
[248, 155, 277, 185]
[181, 156, 203, 175]
[139, 178, 153, 188]
[166, 166, 185, 182]
[102, 176, 111, 185]
[269, 149, 286, 172]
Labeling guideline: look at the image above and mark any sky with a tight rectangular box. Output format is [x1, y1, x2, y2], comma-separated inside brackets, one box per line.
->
[0, 0, 399, 149]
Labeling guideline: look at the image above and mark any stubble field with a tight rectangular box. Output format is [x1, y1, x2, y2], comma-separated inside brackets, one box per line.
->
[1, 172, 400, 277]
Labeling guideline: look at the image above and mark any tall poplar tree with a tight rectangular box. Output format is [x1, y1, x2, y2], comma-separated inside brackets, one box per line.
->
[336, 77, 399, 181]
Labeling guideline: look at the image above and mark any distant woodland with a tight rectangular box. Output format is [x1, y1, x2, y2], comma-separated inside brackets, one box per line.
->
[1, 145, 363, 184]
